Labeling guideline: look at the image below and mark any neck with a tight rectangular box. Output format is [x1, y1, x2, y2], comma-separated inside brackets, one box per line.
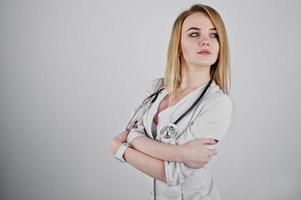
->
[180, 62, 211, 90]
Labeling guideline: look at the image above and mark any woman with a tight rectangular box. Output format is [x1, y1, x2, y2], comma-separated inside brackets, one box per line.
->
[109, 4, 233, 200]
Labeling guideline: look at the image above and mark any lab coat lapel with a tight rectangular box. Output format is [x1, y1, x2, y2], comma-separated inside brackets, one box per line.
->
[144, 89, 167, 139]
[157, 83, 215, 135]
[143, 106, 155, 139]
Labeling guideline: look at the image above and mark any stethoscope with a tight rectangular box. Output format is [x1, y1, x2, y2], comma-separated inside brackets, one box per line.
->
[125, 87, 165, 131]
[125, 79, 213, 140]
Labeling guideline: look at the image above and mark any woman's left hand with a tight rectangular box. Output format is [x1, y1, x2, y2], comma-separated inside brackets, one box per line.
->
[109, 130, 129, 154]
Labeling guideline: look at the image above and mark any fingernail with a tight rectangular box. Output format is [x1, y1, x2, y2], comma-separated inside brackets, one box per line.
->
[214, 139, 219, 143]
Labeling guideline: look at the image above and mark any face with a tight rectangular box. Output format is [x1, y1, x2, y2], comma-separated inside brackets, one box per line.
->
[180, 12, 219, 68]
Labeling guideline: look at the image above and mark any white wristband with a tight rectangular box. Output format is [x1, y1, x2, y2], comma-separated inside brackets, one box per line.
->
[114, 143, 130, 163]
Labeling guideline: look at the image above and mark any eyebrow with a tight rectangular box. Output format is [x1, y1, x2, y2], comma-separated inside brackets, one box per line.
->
[186, 27, 217, 32]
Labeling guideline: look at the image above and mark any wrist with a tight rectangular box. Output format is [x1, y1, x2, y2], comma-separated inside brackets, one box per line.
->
[114, 143, 130, 163]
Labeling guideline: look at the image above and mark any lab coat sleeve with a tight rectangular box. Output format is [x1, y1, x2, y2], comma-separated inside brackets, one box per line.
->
[188, 94, 233, 141]
[126, 108, 147, 144]
[126, 77, 164, 144]
[164, 95, 233, 186]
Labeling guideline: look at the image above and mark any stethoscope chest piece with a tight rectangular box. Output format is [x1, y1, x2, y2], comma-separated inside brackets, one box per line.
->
[158, 122, 178, 143]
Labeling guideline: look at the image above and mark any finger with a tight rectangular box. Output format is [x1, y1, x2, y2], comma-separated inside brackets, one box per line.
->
[209, 149, 218, 156]
[206, 155, 211, 161]
[200, 138, 218, 145]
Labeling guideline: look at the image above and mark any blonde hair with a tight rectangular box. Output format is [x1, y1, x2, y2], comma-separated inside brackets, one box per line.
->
[164, 4, 231, 96]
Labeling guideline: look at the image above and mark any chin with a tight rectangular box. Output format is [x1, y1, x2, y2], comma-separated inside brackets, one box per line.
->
[194, 58, 217, 67]
[193, 61, 213, 67]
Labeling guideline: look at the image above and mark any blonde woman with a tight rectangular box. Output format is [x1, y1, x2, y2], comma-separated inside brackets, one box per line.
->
[110, 4, 233, 200]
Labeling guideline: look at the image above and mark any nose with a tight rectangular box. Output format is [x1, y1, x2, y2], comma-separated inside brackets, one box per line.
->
[199, 39, 209, 47]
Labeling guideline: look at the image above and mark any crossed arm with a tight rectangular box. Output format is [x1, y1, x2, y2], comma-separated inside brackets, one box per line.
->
[109, 130, 217, 183]
[122, 143, 167, 182]
[110, 95, 231, 183]
[109, 131, 178, 182]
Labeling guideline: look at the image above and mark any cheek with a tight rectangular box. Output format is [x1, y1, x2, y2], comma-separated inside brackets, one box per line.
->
[181, 40, 195, 56]
[212, 42, 220, 57]
[181, 40, 188, 53]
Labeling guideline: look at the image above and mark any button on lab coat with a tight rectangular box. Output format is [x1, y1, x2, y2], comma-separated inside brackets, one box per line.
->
[126, 78, 233, 200]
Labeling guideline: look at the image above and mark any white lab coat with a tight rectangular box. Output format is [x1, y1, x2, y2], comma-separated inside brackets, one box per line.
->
[126, 77, 233, 200]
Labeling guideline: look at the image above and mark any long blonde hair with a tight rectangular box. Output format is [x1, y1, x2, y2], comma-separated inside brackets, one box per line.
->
[164, 4, 231, 96]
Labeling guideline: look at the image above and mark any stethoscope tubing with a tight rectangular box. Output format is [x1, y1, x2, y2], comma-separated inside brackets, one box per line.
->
[125, 79, 212, 132]
[125, 88, 165, 131]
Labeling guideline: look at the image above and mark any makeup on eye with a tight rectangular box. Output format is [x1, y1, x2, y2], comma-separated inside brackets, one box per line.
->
[189, 32, 200, 37]
[188, 32, 218, 38]
[210, 33, 218, 38]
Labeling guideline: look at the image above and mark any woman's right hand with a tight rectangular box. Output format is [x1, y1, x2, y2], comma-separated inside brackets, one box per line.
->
[109, 130, 129, 155]
[180, 138, 218, 169]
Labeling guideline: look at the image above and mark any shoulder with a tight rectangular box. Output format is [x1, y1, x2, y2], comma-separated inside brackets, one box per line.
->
[202, 82, 233, 113]
[190, 83, 233, 140]
[146, 77, 164, 95]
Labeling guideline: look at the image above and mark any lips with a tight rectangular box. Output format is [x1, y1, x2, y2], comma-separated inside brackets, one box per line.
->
[197, 49, 211, 54]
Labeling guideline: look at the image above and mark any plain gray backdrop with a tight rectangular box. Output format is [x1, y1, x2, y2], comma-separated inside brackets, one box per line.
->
[1, 0, 300, 200]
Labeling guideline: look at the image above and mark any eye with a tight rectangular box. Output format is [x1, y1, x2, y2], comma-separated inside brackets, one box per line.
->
[210, 33, 218, 38]
[189, 32, 200, 37]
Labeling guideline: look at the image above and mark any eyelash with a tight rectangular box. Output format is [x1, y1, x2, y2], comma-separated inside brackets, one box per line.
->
[189, 32, 218, 38]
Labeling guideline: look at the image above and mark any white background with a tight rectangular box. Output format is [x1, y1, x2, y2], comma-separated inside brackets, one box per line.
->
[1, 0, 300, 199]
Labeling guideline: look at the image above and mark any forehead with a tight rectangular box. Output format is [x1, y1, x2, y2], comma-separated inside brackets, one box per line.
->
[182, 12, 215, 31]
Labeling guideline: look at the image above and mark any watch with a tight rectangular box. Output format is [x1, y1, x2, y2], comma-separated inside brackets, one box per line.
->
[114, 143, 130, 163]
